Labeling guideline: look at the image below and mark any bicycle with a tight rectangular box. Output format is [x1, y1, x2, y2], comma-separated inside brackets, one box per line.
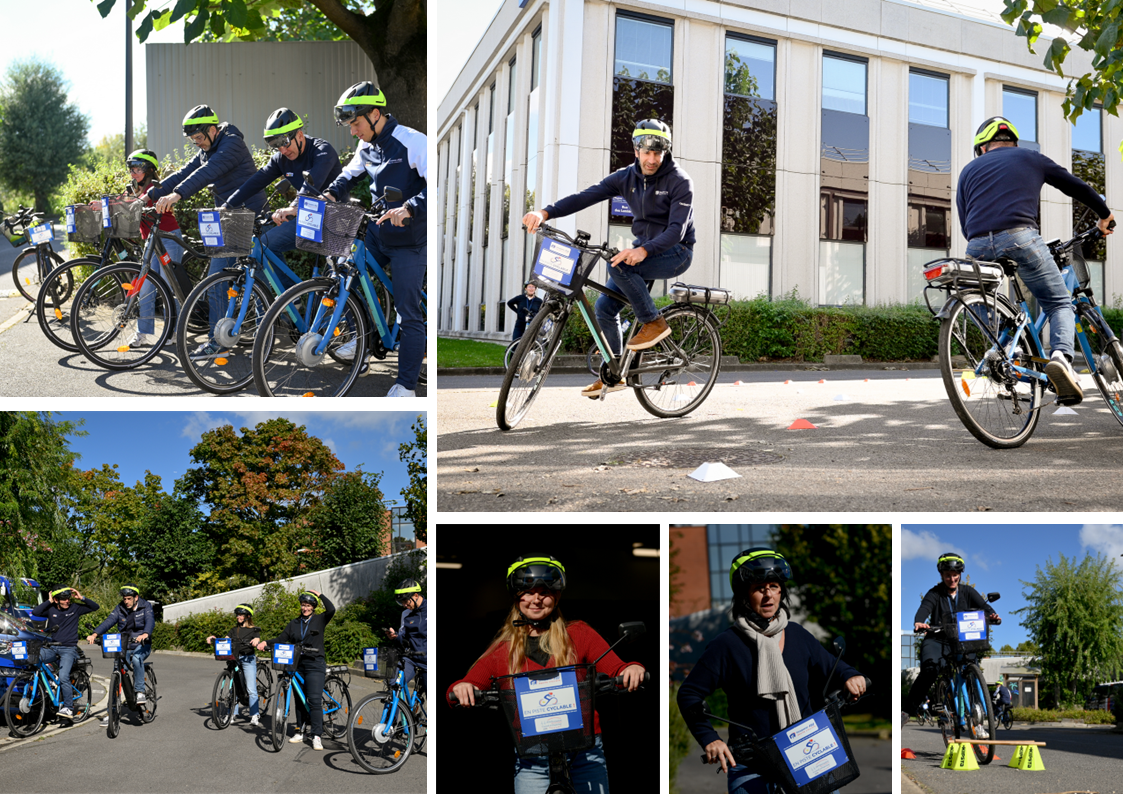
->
[925, 592, 1002, 764]
[210, 637, 273, 729]
[498, 224, 728, 431]
[4, 205, 66, 303]
[348, 645, 426, 774]
[449, 621, 648, 794]
[2, 635, 93, 737]
[694, 637, 871, 794]
[991, 696, 1013, 731]
[267, 637, 352, 751]
[250, 186, 428, 397]
[924, 221, 1123, 448]
[97, 632, 158, 739]
[913, 702, 933, 726]
[69, 197, 210, 371]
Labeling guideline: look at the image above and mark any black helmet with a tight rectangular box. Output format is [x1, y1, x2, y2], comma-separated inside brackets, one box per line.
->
[506, 555, 566, 597]
[729, 548, 793, 595]
[125, 149, 159, 173]
[298, 591, 319, 606]
[334, 81, 386, 126]
[233, 604, 254, 617]
[973, 116, 1019, 157]
[937, 553, 965, 573]
[632, 119, 672, 153]
[394, 578, 422, 605]
[182, 104, 219, 138]
[264, 108, 303, 146]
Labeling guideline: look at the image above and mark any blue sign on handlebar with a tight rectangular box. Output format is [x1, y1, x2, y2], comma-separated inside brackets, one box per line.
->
[956, 610, 986, 642]
[513, 669, 580, 737]
[296, 197, 326, 243]
[533, 238, 579, 288]
[773, 708, 850, 786]
[198, 211, 225, 247]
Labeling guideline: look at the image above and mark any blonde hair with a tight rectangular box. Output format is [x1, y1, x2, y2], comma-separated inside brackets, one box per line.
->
[477, 603, 578, 674]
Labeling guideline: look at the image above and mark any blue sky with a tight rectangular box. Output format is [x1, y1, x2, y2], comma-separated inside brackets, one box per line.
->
[57, 410, 425, 510]
[901, 524, 1123, 648]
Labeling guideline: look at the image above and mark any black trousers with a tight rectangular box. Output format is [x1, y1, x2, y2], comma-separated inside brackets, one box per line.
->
[295, 657, 326, 736]
[904, 636, 948, 714]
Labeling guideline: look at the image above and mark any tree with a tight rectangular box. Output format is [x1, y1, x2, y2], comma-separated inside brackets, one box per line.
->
[308, 469, 388, 567]
[398, 414, 426, 544]
[91, 125, 148, 168]
[129, 480, 212, 603]
[1012, 552, 1123, 707]
[94, 0, 426, 132]
[0, 412, 83, 531]
[0, 60, 90, 211]
[1000, 1, 1123, 122]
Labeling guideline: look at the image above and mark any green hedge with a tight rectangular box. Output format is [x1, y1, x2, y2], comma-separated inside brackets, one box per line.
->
[1010, 706, 1117, 724]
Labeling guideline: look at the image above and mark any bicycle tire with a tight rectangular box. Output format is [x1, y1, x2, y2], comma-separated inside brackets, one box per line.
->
[631, 304, 723, 418]
[411, 697, 426, 754]
[4, 673, 45, 738]
[107, 670, 122, 739]
[1001, 707, 1013, 730]
[177, 268, 272, 394]
[139, 665, 157, 724]
[256, 663, 273, 704]
[321, 675, 352, 741]
[347, 692, 415, 774]
[212, 669, 235, 729]
[963, 664, 995, 764]
[34, 257, 98, 353]
[71, 262, 174, 371]
[252, 278, 368, 397]
[1080, 306, 1123, 427]
[68, 669, 93, 723]
[938, 291, 1045, 448]
[12, 247, 64, 304]
[270, 679, 289, 751]
[497, 301, 568, 430]
[934, 675, 954, 748]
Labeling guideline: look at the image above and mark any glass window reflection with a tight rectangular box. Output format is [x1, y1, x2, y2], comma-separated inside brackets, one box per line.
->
[909, 71, 948, 127]
[823, 55, 866, 115]
[1002, 87, 1037, 142]
[725, 36, 774, 100]
[615, 15, 673, 83]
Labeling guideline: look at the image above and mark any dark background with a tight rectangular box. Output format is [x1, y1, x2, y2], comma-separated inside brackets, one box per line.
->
[436, 525, 660, 793]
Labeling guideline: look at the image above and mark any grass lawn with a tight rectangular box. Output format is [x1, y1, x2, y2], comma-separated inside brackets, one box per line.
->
[438, 336, 507, 368]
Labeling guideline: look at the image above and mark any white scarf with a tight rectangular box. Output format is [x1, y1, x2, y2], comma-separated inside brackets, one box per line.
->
[732, 609, 801, 729]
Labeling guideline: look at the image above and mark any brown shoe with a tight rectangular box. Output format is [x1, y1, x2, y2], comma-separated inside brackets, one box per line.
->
[627, 316, 671, 350]
[581, 379, 627, 399]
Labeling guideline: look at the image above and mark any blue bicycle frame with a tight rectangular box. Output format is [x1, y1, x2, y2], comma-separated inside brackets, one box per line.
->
[279, 669, 344, 721]
[215, 236, 320, 336]
[13, 660, 79, 711]
[379, 666, 422, 742]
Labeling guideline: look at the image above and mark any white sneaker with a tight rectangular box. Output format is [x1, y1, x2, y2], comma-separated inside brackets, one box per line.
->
[336, 339, 357, 360]
[124, 331, 150, 348]
[288, 726, 306, 744]
[386, 383, 415, 397]
[1046, 351, 1084, 405]
[135, 692, 146, 704]
[250, 715, 260, 727]
[58, 706, 74, 718]
[312, 735, 323, 750]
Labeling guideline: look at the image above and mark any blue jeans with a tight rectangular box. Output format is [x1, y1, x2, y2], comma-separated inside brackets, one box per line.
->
[364, 228, 425, 390]
[126, 643, 151, 694]
[595, 243, 693, 355]
[728, 765, 773, 794]
[965, 227, 1074, 358]
[232, 654, 259, 718]
[403, 657, 426, 695]
[139, 229, 184, 335]
[513, 734, 608, 794]
[38, 645, 79, 707]
[259, 218, 298, 265]
[205, 256, 238, 337]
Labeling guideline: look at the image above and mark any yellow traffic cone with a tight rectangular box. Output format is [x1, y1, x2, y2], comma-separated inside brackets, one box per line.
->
[941, 742, 979, 771]
[1007, 745, 1026, 768]
[1014, 745, 1045, 771]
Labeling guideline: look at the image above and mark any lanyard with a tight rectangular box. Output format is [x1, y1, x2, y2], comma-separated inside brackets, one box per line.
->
[300, 616, 311, 643]
[944, 590, 959, 617]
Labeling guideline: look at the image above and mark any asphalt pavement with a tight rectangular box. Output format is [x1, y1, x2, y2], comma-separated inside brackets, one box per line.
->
[902, 719, 1123, 794]
[437, 370, 1123, 511]
[0, 651, 427, 794]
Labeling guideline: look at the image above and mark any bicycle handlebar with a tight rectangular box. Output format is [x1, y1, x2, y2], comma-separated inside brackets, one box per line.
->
[448, 670, 650, 708]
[527, 223, 620, 260]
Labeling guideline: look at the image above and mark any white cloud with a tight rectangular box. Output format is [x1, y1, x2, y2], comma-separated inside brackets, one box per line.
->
[1080, 525, 1123, 566]
[902, 529, 982, 569]
[179, 411, 229, 439]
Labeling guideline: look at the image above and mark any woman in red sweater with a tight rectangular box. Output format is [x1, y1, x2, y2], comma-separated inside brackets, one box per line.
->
[448, 555, 645, 794]
[126, 149, 185, 343]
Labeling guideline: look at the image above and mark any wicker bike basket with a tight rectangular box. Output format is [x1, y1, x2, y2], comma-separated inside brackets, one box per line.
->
[496, 663, 597, 758]
[941, 612, 991, 655]
[294, 200, 366, 258]
[198, 208, 255, 257]
[271, 643, 302, 673]
[11, 640, 42, 666]
[530, 234, 601, 296]
[67, 204, 103, 243]
[100, 633, 129, 659]
[362, 645, 401, 680]
[104, 195, 144, 239]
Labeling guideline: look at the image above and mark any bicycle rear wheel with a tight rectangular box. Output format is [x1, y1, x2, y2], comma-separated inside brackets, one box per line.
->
[1080, 306, 1123, 427]
[632, 305, 722, 418]
[107, 670, 122, 738]
[348, 692, 414, 774]
[270, 679, 289, 751]
[938, 291, 1044, 448]
[963, 664, 995, 764]
[177, 268, 272, 394]
[4, 673, 45, 738]
[12, 247, 64, 304]
[212, 670, 235, 729]
[71, 263, 174, 370]
[321, 676, 352, 740]
[69, 669, 92, 723]
[139, 665, 157, 723]
[252, 278, 368, 397]
[35, 257, 96, 352]
[497, 301, 567, 430]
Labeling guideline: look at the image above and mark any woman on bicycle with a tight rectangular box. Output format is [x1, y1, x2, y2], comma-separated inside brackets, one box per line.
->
[677, 549, 866, 794]
[447, 555, 645, 794]
[206, 603, 262, 726]
[901, 553, 1000, 725]
[253, 589, 334, 750]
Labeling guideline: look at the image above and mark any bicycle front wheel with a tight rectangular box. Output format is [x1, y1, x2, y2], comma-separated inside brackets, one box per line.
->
[71, 263, 174, 370]
[256, 664, 273, 704]
[35, 257, 96, 352]
[497, 301, 568, 431]
[270, 679, 289, 751]
[4, 673, 45, 738]
[177, 268, 272, 394]
[933, 676, 954, 749]
[1081, 307, 1123, 426]
[252, 278, 368, 397]
[12, 247, 64, 304]
[321, 675, 352, 740]
[69, 669, 93, 723]
[212, 670, 235, 729]
[348, 692, 415, 774]
[939, 291, 1044, 448]
[632, 304, 723, 418]
[964, 664, 995, 764]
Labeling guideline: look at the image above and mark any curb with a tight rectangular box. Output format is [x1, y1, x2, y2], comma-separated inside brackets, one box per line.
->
[439, 360, 940, 376]
[0, 673, 110, 754]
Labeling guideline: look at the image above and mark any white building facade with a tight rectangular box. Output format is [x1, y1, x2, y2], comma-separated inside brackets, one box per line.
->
[436, 0, 1123, 340]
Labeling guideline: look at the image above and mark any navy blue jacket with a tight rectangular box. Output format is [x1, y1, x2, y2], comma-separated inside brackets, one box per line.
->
[398, 597, 427, 660]
[677, 622, 861, 749]
[225, 135, 343, 208]
[31, 597, 99, 647]
[150, 123, 266, 213]
[507, 294, 542, 335]
[956, 146, 1110, 239]
[93, 597, 155, 644]
[326, 116, 427, 249]
[544, 155, 695, 256]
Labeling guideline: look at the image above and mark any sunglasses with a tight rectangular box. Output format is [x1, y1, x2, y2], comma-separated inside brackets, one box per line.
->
[266, 135, 294, 150]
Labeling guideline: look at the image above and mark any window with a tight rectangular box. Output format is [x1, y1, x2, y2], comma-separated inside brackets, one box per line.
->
[1002, 87, 1038, 147]
[909, 70, 948, 128]
[907, 70, 951, 301]
[706, 525, 776, 610]
[1072, 106, 1105, 288]
[725, 35, 774, 100]
[1072, 105, 1102, 153]
[614, 14, 673, 83]
[822, 54, 866, 115]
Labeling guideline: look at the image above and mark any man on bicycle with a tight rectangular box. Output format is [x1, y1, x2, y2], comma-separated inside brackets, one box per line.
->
[387, 578, 426, 693]
[901, 553, 1000, 726]
[958, 116, 1115, 404]
[523, 119, 695, 398]
[994, 677, 1012, 719]
[87, 585, 154, 718]
[150, 105, 267, 358]
[324, 81, 426, 398]
[223, 108, 343, 268]
[31, 587, 98, 719]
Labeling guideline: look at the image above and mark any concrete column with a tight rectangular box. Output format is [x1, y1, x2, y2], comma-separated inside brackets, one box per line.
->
[1040, 90, 1072, 240]
[868, 55, 908, 304]
[541, 0, 585, 227]
[454, 111, 473, 330]
[509, 30, 533, 292]
[949, 71, 977, 259]
[1104, 110, 1123, 301]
